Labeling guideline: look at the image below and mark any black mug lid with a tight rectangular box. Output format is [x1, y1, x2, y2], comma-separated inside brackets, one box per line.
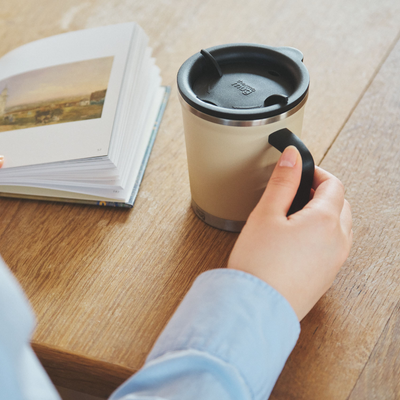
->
[177, 44, 309, 121]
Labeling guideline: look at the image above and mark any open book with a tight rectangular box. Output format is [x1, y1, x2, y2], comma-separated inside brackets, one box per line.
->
[0, 23, 169, 207]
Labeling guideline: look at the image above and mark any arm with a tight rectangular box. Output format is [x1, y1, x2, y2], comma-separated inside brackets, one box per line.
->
[110, 269, 299, 400]
[110, 146, 352, 399]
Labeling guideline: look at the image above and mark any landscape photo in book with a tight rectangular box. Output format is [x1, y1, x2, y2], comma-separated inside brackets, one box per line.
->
[0, 56, 114, 132]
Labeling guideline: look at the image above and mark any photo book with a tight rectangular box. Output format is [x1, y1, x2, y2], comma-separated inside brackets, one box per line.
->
[0, 22, 169, 207]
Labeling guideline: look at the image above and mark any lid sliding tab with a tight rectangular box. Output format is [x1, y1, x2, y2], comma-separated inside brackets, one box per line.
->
[200, 49, 223, 78]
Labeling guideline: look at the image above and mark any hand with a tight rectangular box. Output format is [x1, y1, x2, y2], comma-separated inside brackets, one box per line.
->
[228, 146, 352, 321]
[0, 156, 3, 168]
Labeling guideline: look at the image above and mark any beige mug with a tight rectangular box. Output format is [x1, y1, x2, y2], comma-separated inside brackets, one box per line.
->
[178, 44, 314, 232]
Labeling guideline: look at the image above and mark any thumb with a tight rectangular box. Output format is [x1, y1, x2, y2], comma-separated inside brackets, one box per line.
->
[257, 146, 302, 216]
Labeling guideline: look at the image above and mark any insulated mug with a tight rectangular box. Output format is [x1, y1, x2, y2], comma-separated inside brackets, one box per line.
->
[177, 44, 314, 232]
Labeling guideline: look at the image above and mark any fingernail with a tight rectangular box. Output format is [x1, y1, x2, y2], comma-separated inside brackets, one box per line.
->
[279, 146, 297, 167]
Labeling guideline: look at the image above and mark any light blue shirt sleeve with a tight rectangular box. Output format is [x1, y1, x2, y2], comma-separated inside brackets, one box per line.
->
[110, 269, 300, 400]
[0, 258, 299, 400]
[0, 258, 61, 400]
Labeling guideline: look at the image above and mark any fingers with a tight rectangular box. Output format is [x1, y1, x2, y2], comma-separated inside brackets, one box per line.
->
[257, 146, 302, 216]
[312, 166, 333, 189]
[311, 166, 353, 240]
[341, 199, 353, 236]
[0, 156, 3, 168]
[256, 151, 352, 233]
[310, 166, 346, 217]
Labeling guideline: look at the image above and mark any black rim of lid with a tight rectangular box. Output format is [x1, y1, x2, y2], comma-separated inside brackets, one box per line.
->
[177, 43, 310, 121]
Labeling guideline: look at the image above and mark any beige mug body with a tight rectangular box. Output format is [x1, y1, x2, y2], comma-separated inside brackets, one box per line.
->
[180, 95, 307, 232]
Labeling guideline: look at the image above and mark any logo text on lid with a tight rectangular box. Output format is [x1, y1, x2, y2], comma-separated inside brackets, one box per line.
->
[231, 80, 256, 95]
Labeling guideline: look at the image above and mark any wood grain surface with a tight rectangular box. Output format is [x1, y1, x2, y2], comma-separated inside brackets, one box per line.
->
[349, 302, 400, 400]
[1, 0, 400, 397]
[271, 35, 400, 400]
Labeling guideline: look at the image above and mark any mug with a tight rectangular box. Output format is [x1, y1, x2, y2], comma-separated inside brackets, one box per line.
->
[177, 44, 314, 232]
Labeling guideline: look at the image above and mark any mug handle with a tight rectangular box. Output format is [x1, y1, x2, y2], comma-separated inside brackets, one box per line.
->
[268, 128, 315, 215]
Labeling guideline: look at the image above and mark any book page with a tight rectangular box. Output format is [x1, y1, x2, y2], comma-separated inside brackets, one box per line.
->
[0, 23, 135, 168]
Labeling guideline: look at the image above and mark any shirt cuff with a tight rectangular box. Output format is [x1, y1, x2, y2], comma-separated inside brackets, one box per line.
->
[146, 268, 300, 399]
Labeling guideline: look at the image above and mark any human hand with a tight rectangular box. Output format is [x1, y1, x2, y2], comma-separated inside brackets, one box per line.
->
[0, 156, 3, 168]
[228, 146, 352, 321]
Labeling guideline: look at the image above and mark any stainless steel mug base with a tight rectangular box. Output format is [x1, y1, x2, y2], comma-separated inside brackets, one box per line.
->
[191, 199, 245, 232]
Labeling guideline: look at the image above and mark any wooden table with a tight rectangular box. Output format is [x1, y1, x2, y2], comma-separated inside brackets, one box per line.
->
[2, 0, 400, 398]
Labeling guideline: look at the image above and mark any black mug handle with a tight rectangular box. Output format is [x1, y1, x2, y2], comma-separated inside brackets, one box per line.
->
[268, 128, 315, 215]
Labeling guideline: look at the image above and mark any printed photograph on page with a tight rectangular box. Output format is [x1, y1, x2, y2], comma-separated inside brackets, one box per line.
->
[0, 57, 113, 132]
